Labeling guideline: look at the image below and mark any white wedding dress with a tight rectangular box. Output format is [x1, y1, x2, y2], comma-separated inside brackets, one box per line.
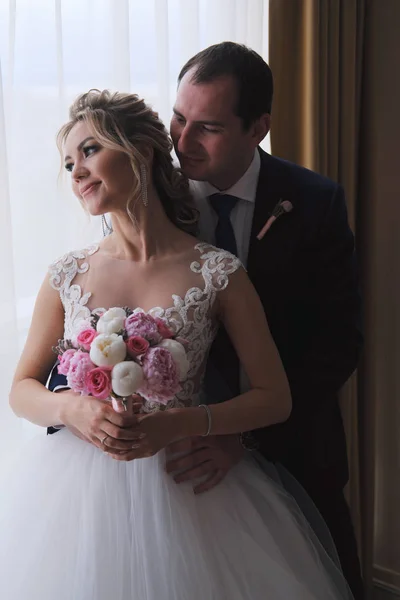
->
[0, 243, 352, 599]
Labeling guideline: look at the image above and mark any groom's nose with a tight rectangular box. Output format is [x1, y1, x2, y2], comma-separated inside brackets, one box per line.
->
[177, 124, 199, 155]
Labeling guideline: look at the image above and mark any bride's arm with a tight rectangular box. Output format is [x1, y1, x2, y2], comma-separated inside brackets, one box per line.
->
[181, 266, 292, 436]
[9, 277, 136, 447]
[133, 267, 291, 457]
[9, 276, 71, 426]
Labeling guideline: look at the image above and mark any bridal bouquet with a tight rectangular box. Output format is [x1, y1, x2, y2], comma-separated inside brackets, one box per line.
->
[53, 308, 189, 405]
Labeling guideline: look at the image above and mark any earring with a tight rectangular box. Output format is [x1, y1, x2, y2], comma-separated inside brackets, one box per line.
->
[101, 214, 113, 237]
[140, 164, 148, 207]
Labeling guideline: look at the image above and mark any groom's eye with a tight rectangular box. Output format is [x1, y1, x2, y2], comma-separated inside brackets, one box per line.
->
[173, 114, 186, 125]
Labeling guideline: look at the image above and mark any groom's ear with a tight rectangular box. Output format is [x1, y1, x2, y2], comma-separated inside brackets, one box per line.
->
[251, 114, 271, 146]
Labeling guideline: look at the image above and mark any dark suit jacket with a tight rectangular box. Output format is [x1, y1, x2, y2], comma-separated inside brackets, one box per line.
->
[240, 149, 362, 491]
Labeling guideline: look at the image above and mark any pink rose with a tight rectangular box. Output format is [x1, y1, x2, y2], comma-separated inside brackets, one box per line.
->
[125, 312, 161, 343]
[154, 317, 174, 339]
[85, 367, 112, 400]
[138, 347, 180, 404]
[66, 350, 95, 394]
[71, 319, 92, 345]
[126, 335, 150, 358]
[76, 328, 98, 351]
[58, 349, 77, 376]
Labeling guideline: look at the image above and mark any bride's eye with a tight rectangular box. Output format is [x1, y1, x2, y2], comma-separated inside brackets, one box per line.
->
[83, 145, 99, 157]
[64, 144, 99, 172]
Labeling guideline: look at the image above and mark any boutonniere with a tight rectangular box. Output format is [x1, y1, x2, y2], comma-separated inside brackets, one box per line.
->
[257, 199, 293, 241]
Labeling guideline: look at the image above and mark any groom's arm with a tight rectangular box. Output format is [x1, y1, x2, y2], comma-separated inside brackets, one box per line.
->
[48, 364, 69, 393]
[252, 185, 363, 461]
[47, 364, 69, 434]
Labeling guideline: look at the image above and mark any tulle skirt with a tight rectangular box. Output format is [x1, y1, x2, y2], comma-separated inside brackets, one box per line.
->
[0, 428, 352, 599]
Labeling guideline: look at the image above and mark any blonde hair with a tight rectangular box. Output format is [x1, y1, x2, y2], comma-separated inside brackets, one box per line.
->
[57, 89, 199, 235]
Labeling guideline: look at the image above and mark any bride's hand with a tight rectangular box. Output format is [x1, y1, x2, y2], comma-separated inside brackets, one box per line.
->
[60, 392, 143, 452]
[107, 409, 184, 461]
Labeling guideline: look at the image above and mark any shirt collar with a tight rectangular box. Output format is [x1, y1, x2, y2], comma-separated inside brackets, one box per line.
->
[190, 150, 261, 204]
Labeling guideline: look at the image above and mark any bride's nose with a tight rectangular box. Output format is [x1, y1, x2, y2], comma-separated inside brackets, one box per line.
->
[72, 162, 90, 182]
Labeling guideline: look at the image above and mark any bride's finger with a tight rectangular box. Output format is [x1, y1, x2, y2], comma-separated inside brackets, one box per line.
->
[130, 395, 144, 414]
[106, 438, 150, 461]
[101, 436, 145, 452]
[111, 396, 134, 413]
[111, 394, 143, 414]
[100, 425, 144, 442]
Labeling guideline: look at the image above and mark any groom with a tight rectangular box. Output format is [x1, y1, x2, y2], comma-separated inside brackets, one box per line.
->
[167, 42, 364, 598]
[48, 42, 363, 597]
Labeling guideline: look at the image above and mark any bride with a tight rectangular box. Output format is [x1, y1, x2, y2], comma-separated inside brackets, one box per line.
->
[0, 89, 352, 599]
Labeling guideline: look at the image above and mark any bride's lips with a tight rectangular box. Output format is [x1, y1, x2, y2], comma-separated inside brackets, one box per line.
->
[80, 181, 101, 197]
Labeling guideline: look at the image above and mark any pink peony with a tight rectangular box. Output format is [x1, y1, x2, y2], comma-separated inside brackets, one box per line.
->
[58, 349, 77, 376]
[138, 347, 180, 404]
[124, 312, 161, 343]
[66, 350, 95, 395]
[85, 367, 112, 400]
[154, 317, 174, 339]
[76, 328, 98, 351]
[126, 335, 150, 358]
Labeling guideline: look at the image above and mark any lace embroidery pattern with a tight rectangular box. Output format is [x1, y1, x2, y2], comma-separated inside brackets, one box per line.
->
[48, 242, 241, 411]
[49, 245, 100, 340]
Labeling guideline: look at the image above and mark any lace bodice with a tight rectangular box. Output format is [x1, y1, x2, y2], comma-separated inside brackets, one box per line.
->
[49, 243, 241, 411]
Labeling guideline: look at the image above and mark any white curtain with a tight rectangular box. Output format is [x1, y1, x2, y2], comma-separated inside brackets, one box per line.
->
[0, 0, 270, 456]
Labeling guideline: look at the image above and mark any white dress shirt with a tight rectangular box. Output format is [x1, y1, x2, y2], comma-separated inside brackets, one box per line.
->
[190, 150, 261, 267]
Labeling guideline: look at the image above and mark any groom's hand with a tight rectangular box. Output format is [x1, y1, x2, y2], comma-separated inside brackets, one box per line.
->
[165, 434, 245, 494]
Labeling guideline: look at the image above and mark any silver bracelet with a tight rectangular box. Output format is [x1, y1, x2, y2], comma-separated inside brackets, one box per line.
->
[198, 404, 212, 437]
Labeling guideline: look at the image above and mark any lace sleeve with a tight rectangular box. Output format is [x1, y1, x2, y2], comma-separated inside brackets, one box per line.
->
[192, 243, 243, 294]
[48, 245, 99, 299]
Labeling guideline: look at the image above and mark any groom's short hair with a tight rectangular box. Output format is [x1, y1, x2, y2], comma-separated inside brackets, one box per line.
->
[177, 41, 273, 129]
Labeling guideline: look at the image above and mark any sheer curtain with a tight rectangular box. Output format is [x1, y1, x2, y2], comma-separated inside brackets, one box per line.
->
[0, 0, 269, 457]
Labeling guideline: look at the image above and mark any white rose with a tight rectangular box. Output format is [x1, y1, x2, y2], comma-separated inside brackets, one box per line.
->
[158, 339, 189, 380]
[89, 333, 127, 367]
[112, 361, 144, 397]
[97, 307, 126, 335]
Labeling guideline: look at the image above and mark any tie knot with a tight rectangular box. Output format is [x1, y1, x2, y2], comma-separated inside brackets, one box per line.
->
[209, 194, 238, 218]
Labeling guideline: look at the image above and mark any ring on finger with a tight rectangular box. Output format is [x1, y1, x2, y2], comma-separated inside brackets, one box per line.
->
[100, 434, 108, 446]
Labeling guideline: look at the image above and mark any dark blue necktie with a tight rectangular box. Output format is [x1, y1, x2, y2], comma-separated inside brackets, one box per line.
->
[205, 193, 240, 398]
[209, 194, 238, 255]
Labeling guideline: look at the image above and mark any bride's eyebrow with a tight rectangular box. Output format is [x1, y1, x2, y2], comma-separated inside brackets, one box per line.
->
[64, 137, 96, 161]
